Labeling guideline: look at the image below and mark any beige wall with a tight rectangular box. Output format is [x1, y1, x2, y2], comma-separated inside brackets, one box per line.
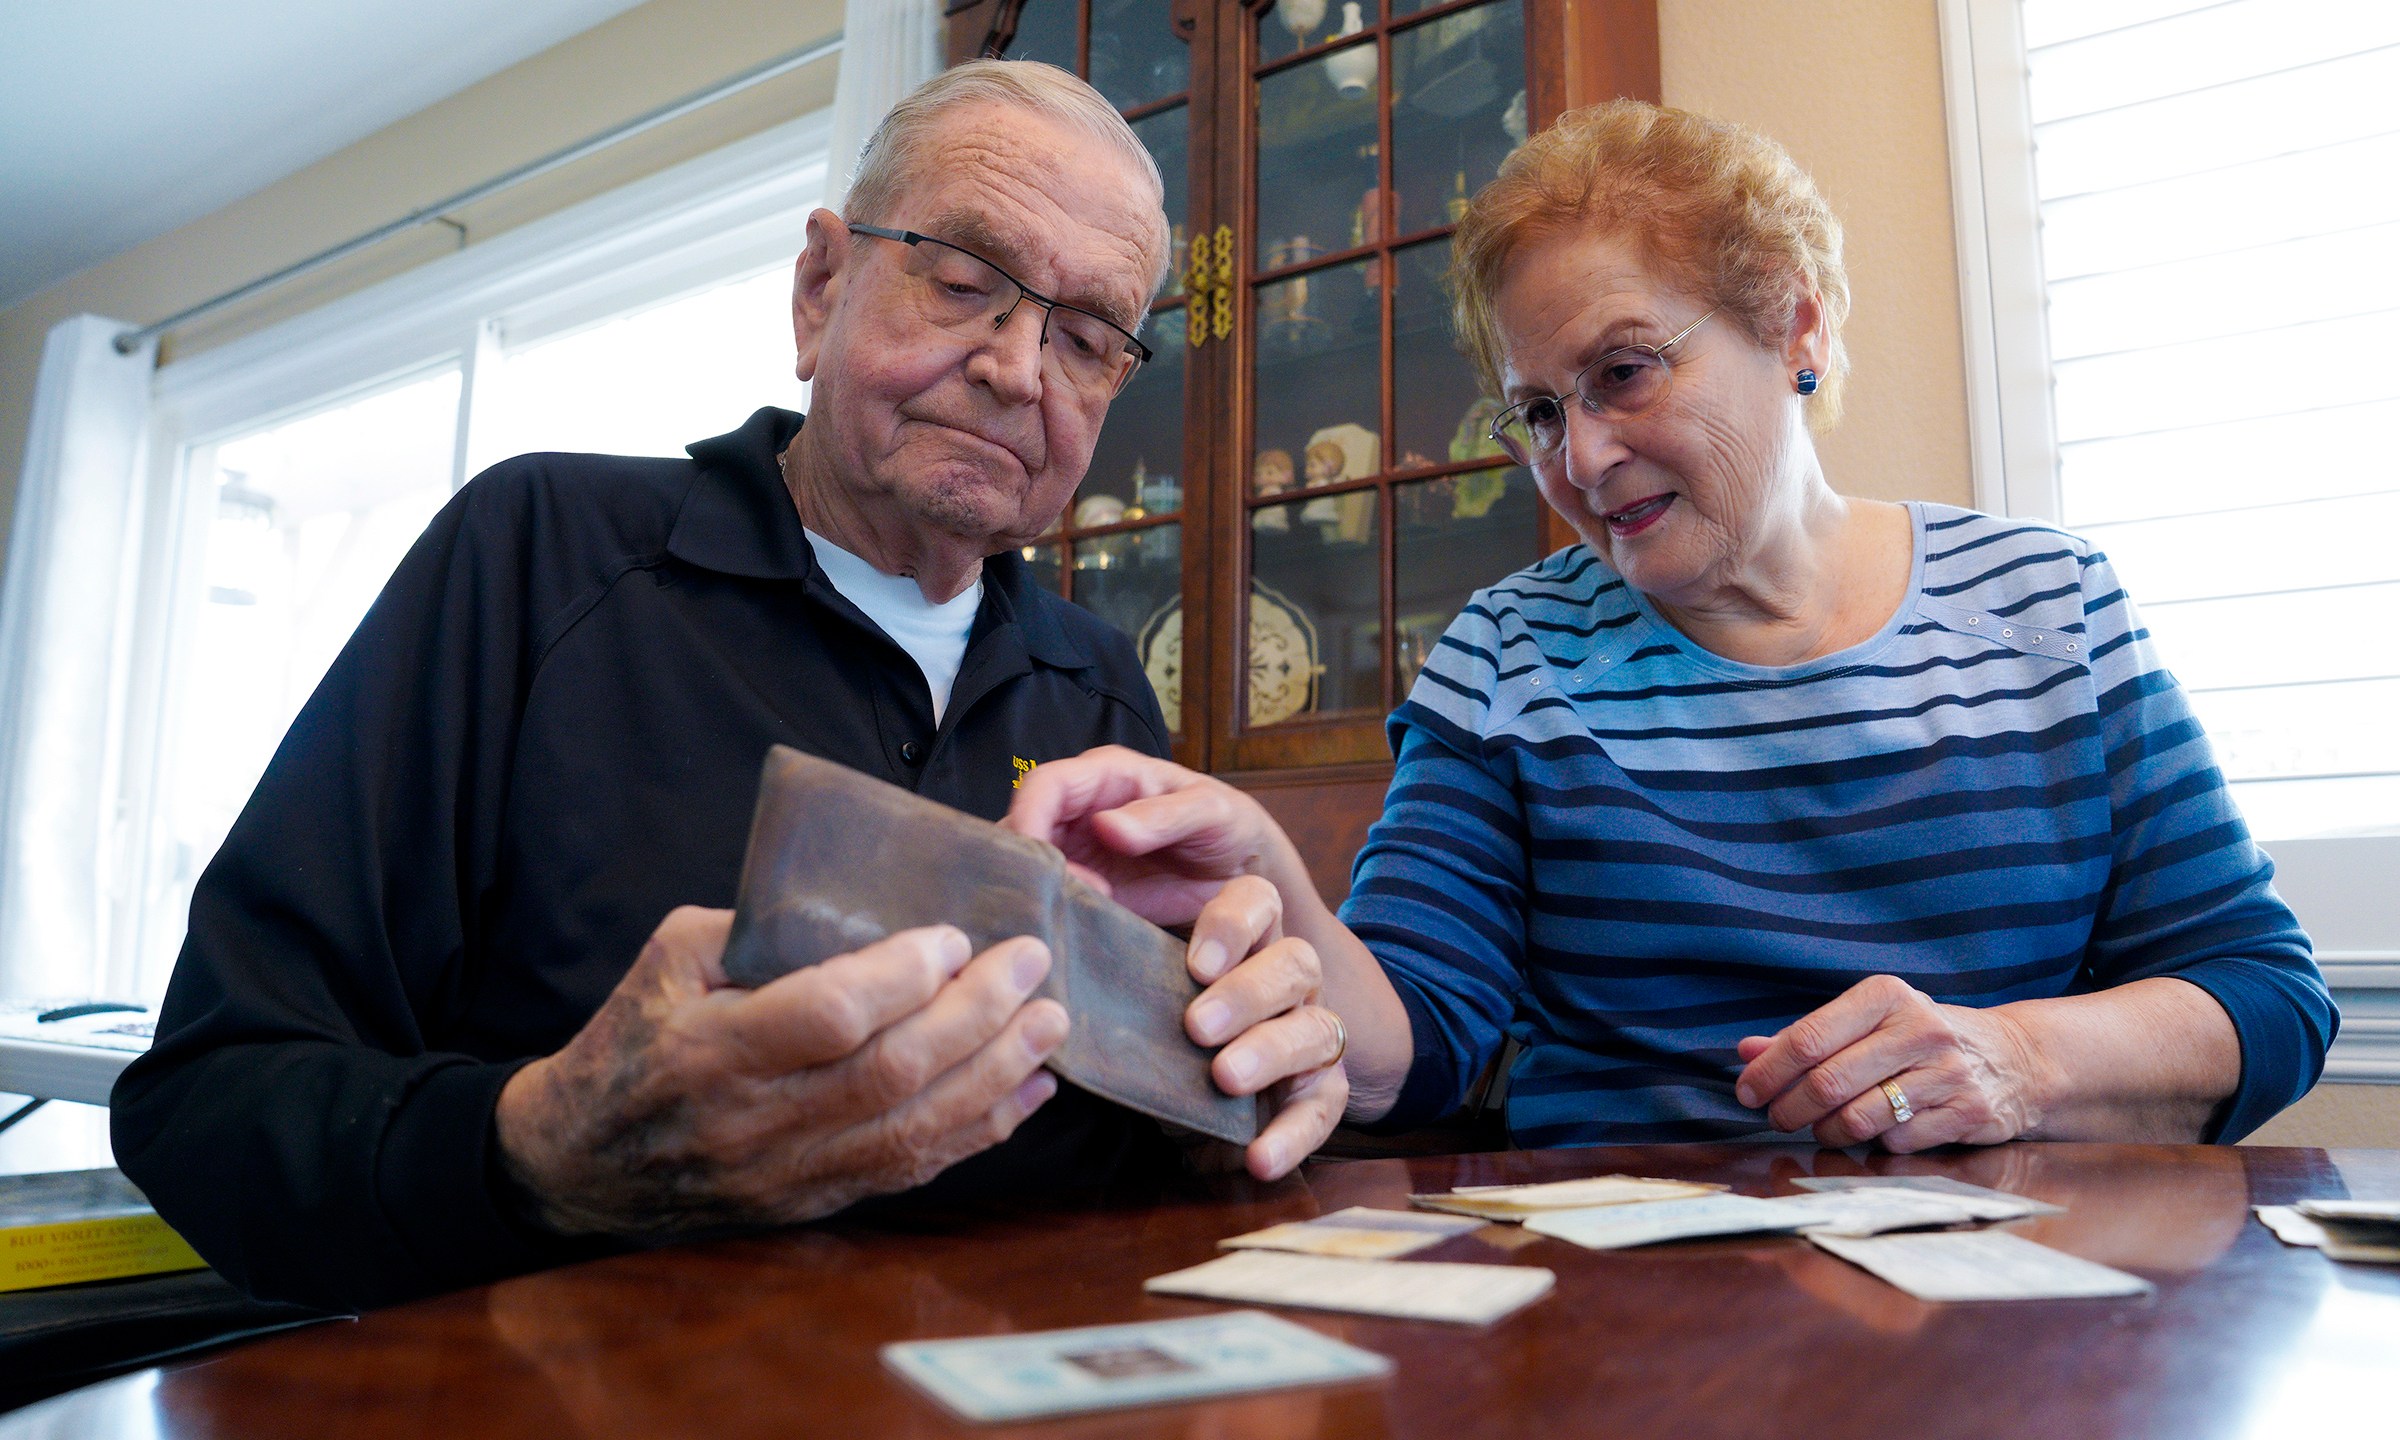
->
[2245, 1085, 2400, 1150]
[1660, 0, 1974, 508]
[0, 0, 843, 583]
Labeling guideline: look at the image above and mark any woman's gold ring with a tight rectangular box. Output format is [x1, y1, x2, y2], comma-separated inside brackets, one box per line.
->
[1880, 1078, 1915, 1125]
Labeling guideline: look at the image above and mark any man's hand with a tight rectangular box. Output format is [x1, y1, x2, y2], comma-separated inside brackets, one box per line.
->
[494, 907, 1068, 1237]
[1179, 876, 1349, 1180]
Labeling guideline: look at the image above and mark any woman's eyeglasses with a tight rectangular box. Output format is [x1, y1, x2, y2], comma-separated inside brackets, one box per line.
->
[1488, 309, 1716, 465]
[848, 222, 1152, 397]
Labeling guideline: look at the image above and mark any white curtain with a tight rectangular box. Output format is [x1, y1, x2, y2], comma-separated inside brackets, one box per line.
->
[0, 315, 155, 1000]
[823, 0, 944, 211]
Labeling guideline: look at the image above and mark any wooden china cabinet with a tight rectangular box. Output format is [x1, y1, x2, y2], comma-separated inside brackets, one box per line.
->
[944, 0, 1660, 899]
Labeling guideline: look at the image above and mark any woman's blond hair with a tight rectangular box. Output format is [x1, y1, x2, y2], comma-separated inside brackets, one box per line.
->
[1449, 100, 1852, 430]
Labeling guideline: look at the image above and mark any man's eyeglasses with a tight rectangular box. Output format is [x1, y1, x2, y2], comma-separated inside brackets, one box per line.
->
[1488, 309, 1716, 466]
[847, 222, 1152, 397]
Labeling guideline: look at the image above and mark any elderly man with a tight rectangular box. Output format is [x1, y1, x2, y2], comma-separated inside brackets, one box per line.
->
[111, 61, 1348, 1311]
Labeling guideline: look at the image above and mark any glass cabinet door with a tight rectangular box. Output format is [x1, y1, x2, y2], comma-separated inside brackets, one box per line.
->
[961, 0, 1623, 776]
[1001, 0, 1205, 763]
[1228, 0, 1544, 766]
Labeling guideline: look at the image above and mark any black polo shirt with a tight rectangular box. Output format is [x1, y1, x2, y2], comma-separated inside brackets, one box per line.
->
[111, 407, 1184, 1311]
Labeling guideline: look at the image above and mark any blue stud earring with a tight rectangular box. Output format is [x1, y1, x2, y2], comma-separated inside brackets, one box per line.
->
[1794, 369, 1820, 395]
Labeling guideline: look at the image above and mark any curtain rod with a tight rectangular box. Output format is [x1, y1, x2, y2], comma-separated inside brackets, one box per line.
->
[113, 32, 846, 355]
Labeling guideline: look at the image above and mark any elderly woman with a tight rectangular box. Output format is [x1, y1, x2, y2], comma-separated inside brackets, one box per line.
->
[1009, 101, 2334, 1158]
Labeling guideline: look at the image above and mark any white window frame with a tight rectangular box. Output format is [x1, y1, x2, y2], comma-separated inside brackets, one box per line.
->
[1937, 0, 2399, 1083]
[1937, 0, 2059, 525]
[99, 110, 830, 1001]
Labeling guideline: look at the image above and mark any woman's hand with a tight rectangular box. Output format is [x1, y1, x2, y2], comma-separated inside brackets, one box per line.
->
[1001, 746, 1304, 924]
[1732, 975, 2057, 1151]
[1004, 744, 1418, 1131]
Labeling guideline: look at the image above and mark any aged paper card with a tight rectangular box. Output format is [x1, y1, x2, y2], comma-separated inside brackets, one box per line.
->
[1411, 1176, 1721, 1221]
[1221, 1207, 1487, 1260]
[1809, 1231, 2152, 1301]
[1524, 1194, 1809, 1250]
[882, 1311, 1391, 1422]
[1145, 1251, 1554, 1325]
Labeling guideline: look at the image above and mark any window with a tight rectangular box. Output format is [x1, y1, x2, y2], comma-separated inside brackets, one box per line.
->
[469, 263, 802, 467]
[100, 112, 829, 1003]
[2022, 0, 2400, 843]
[1956, 0, 2400, 841]
[145, 369, 463, 972]
[1944, 0, 2399, 1078]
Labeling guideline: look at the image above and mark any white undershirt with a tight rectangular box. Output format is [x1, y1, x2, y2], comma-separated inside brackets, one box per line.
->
[804, 528, 982, 723]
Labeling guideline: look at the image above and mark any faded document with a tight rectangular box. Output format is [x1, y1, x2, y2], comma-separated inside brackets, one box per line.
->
[1809, 1231, 2152, 1301]
[1524, 1194, 1809, 1250]
[1145, 1251, 1554, 1325]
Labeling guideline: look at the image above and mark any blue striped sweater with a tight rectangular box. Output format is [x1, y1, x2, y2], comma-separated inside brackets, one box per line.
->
[1342, 503, 2335, 1145]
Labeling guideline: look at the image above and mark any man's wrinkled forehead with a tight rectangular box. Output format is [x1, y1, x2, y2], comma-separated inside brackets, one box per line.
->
[887, 109, 1162, 327]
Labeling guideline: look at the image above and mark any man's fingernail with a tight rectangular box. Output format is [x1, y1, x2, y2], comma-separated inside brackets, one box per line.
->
[1224, 1047, 1260, 1086]
[1257, 1139, 1286, 1174]
[932, 927, 972, 968]
[1010, 941, 1051, 991]
[1736, 1084, 1758, 1108]
[1017, 1071, 1057, 1109]
[1191, 939, 1227, 981]
[1191, 999, 1231, 1044]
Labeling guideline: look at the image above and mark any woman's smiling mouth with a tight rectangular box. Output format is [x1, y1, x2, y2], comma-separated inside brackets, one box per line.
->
[1605, 492, 1675, 537]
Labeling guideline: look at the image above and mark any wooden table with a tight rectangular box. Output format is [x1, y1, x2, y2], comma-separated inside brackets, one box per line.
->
[12, 1143, 2398, 1438]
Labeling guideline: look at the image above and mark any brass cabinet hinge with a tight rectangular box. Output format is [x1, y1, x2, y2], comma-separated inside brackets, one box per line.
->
[1186, 224, 1236, 347]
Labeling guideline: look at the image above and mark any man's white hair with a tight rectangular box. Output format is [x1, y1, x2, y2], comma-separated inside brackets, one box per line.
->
[844, 59, 1173, 298]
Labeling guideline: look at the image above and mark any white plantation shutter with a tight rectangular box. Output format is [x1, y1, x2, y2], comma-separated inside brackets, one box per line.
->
[1945, 0, 2400, 1089]
[2018, 0, 2400, 842]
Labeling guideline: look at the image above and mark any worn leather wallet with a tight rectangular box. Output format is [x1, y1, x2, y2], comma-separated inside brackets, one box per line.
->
[721, 747, 1261, 1147]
